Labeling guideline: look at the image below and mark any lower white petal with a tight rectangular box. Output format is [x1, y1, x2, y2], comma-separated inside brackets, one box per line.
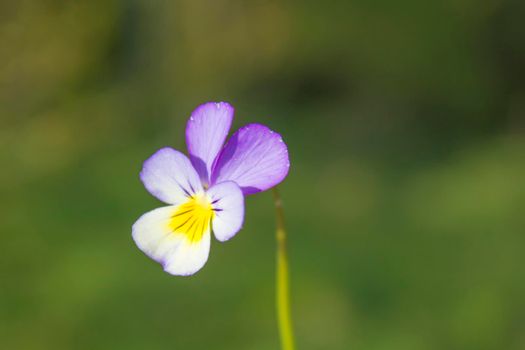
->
[162, 232, 210, 276]
[132, 205, 211, 276]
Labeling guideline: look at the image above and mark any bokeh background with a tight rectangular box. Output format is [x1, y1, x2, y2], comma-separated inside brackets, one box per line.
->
[1, 1, 525, 349]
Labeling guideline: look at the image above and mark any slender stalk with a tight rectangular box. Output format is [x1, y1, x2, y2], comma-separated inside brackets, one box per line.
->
[273, 188, 296, 350]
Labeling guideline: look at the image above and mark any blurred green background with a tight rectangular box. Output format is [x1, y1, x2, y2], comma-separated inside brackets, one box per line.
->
[1, 1, 525, 349]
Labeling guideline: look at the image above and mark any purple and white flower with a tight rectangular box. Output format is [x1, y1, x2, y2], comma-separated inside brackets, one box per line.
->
[132, 102, 290, 276]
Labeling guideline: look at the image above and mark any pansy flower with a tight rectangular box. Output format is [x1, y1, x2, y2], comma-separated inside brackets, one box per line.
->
[132, 102, 290, 276]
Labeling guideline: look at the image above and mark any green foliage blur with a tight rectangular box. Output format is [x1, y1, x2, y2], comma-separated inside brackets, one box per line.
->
[1, 1, 524, 349]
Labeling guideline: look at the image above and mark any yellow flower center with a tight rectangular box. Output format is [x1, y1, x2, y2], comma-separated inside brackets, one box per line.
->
[168, 193, 214, 243]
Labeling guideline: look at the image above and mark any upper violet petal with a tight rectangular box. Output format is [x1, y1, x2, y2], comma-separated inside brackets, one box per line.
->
[211, 123, 290, 195]
[140, 147, 203, 205]
[186, 102, 234, 186]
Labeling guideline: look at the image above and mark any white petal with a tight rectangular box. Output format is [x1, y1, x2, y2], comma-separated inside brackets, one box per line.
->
[132, 206, 211, 276]
[162, 232, 210, 276]
[207, 181, 245, 242]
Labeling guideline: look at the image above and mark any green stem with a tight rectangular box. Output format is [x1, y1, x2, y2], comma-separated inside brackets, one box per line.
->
[273, 188, 296, 350]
